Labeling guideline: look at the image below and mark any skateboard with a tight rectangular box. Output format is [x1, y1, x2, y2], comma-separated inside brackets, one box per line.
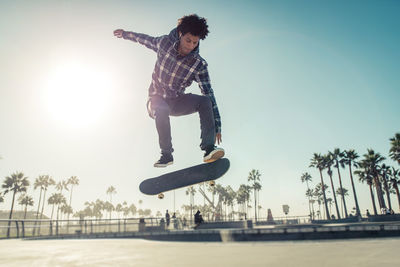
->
[139, 158, 230, 199]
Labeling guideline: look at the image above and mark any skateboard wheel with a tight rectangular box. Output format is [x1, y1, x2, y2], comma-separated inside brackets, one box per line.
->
[209, 180, 215, 186]
[158, 193, 164, 199]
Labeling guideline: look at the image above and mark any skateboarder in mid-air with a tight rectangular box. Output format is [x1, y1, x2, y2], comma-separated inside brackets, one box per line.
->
[114, 14, 224, 167]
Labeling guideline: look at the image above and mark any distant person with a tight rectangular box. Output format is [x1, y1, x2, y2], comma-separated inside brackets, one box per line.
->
[381, 207, 388, 215]
[114, 14, 224, 167]
[331, 214, 336, 220]
[194, 210, 204, 228]
[165, 210, 170, 227]
[172, 213, 178, 229]
[267, 209, 274, 222]
[366, 209, 371, 217]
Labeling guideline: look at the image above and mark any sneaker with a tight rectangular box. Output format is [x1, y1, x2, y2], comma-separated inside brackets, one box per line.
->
[203, 146, 225, 163]
[154, 153, 174, 167]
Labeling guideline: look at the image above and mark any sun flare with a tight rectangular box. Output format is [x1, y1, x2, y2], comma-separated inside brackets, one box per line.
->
[44, 61, 113, 128]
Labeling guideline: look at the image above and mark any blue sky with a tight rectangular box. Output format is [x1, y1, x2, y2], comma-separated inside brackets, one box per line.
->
[0, 0, 399, 218]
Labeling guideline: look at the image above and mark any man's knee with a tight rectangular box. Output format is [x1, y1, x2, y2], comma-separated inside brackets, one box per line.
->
[154, 107, 170, 119]
[148, 96, 170, 119]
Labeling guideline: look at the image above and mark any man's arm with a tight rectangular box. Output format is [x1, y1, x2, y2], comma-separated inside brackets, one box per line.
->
[113, 29, 162, 52]
[195, 64, 222, 144]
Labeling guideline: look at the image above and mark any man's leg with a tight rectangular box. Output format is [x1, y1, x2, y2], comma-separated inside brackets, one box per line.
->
[169, 93, 215, 150]
[147, 95, 174, 155]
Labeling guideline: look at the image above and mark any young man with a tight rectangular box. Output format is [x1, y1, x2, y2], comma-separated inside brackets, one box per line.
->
[114, 14, 224, 167]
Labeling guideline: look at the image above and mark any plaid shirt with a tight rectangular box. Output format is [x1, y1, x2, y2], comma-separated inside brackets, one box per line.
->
[122, 28, 221, 133]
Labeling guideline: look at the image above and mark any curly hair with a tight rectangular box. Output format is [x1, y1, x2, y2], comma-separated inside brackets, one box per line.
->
[177, 14, 209, 40]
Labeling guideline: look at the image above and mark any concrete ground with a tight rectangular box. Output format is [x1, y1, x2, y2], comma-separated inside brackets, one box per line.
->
[0, 237, 399, 267]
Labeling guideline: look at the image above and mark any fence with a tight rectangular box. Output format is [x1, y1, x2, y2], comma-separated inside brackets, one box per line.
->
[255, 215, 311, 225]
[0, 217, 170, 239]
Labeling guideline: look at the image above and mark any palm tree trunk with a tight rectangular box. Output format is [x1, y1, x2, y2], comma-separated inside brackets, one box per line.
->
[7, 190, 17, 238]
[311, 202, 315, 220]
[24, 204, 28, 219]
[69, 186, 74, 221]
[393, 182, 400, 211]
[35, 189, 43, 220]
[40, 189, 47, 220]
[318, 169, 330, 220]
[373, 176, 386, 211]
[336, 167, 348, 217]
[306, 181, 312, 219]
[254, 188, 257, 222]
[348, 164, 361, 216]
[394, 183, 400, 212]
[38, 189, 48, 235]
[32, 188, 43, 235]
[382, 175, 392, 211]
[369, 184, 378, 215]
[51, 204, 55, 220]
[328, 172, 341, 219]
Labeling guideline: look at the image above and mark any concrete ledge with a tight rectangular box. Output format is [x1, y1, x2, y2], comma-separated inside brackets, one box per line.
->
[25, 223, 400, 242]
[311, 216, 361, 224]
[367, 214, 400, 222]
[195, 220, 253, 230]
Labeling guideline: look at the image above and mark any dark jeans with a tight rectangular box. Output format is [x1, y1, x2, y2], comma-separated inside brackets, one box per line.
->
[147, 93, 215, 154]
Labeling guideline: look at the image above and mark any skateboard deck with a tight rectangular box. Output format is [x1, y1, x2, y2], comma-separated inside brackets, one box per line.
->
[139, 158, 230, 198]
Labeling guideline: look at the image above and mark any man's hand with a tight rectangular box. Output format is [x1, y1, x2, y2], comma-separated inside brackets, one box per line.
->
[215, 133, 222, 145]
[114, 29, 124, 38]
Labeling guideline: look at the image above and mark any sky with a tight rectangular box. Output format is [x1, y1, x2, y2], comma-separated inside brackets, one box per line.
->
[0, 0, 399, 219]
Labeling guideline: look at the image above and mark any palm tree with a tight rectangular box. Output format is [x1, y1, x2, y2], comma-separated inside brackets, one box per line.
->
[104, 201, 114, 220]
[248, 169, 261, 221]
[106, 186, 117, 219]
[326, 197, 333, 216]
[336, 187, 349, 218]
[355, 168, 378, 215]
[18, 194, 34, 219]
[253, 182, 262, 220]
[305, 188, 315, 219]
[330, 148, 348, 218]
[301, 172, 313, 218]
[359, 149, 386, 211]
[389, 167, 400, 212]
[324, 154, 341, 219]
[55, 180, 68, 219]
[60, 204, 73, 220]
[33, 176, 46, 221]
[115, 203, 123, 219]
[214, 184, 228, 220]
[2, 172, 30, 237]
[313, 183, 329, 219]
[40, 176, 55, 218]
[67, 176, 79, 215]
[225, 186, 236, 220]
[343, 149, 361, 217]
[310, 153, 330, 219]
[389, 133, 400, 165]
[379, 164, 393, 212]
[37, 175, 55, 234]
[185, 186, 196, 222]
[129, 204, 137, 217]
[236, 185, 251, 219]
[0, 193, 4, 205]
[48, 193, 66, 220]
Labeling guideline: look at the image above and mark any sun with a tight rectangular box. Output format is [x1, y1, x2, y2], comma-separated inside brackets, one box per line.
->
[44, 61, 113, 128]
